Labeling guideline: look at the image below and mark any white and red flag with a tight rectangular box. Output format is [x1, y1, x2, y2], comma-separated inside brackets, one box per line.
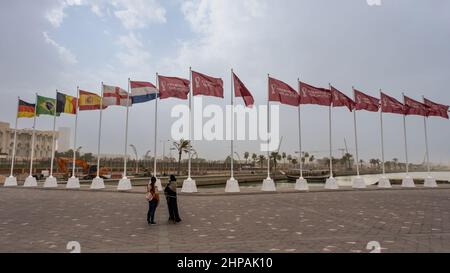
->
[331, 85, 355, 111]
[268, 77, 299, 106]
[158, 76, 190, 100]
[424, 98, 449, 119]
[299, 81, 331, 106]
[233, 72, 254, 107]
[380, 92, 405, 115]
[354, 89, 380, 112]
[102, 84, 131, 107]
[404, 95, 429, 117]
[192, 70, 224, 98]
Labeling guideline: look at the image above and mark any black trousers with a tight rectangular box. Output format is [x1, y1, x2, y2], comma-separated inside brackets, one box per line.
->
[166, 197, 181, 222]
[147, 200, 158, 223]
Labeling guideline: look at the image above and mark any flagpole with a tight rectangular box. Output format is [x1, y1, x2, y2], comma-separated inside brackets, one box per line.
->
[352, 87, 360, 177]
[297, 79, 303, 179]
[9, 97, 20, 177]
[188, 67, 192, 180]
[96, 83, 104, 178]
[71, 87, 79, 178]
[29, 93, 38, 177]
[402, 93, 409, 175]
[49, 90, 57, 178]
[122, 79, 131, 179]
[230, 69, 234, 179]
[267, 74, 271, 180]
[328, 83, 333, 178]
[379, 90, 386, 176]
[422, 96, 431, 174]
[154, 74, 159, 178]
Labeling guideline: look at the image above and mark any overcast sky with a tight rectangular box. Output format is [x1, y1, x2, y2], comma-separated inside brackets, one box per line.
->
[1, 0, 449, 164]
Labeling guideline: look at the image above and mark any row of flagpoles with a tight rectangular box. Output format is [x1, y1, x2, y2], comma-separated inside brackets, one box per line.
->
[4, 68, 449, 193]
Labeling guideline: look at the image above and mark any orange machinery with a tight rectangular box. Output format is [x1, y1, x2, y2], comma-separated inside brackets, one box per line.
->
[57, 158, 110, 179]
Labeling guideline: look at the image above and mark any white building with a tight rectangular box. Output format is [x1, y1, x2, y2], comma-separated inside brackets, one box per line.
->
[57, 127, 71, 152]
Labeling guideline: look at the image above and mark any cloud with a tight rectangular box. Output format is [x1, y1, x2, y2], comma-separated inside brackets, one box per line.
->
[116, 32, 151, 73]
[45, 0, 83, 27]
[43, 31, 78, 64]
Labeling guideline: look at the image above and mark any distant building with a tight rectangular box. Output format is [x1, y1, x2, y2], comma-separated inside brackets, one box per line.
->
[57, 127, 71, 152]
[0, 121, 58, 160]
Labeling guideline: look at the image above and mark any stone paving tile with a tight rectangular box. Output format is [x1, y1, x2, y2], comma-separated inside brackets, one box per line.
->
[0, 187, 449, 252]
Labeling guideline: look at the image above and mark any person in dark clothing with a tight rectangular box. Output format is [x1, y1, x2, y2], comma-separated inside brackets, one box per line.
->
[164, 175, 182, 224]
[146, 177, 160, 225]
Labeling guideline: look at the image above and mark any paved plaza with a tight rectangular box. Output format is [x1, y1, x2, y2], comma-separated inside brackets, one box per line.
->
[0, 186, 450, 253]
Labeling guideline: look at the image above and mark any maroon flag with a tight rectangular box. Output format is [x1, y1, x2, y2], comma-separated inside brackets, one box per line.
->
[404, 95, 429, 117]
[381, 92, 405, 115]
[354, 89, 380, 112]
[268, 77, 299, 106]
[331, 85, 355, 111]
[299, 81, 331, 106]
[233, 72, 254, 108]
[424, 98, 449, 119]
[192, 70, 224, 98]
[158, 76, 190, 100]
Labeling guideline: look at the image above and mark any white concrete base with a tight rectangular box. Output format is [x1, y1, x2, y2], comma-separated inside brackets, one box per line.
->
[378, 177, 392, 188]
[24, 175, 37, 187]
[66, 177, 80, 189]
[352, 176, 367, 189]
[324, 177, 339, 190]
[401, 176, 415, 188]
[117, 177, 132, 191]
[225, 177, 240, 193]
[181, 177, 198, 193]
[261, 178, 276, 192]
[295, 177, 309, 191]
[424, 176, 438, 188]
[155, 178, 163, 192]
[44, 176, 58, 188]
[90, 176, 105, 189]
[4, 176, 18, 187]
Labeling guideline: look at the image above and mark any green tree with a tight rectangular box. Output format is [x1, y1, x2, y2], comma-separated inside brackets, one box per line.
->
[173, 139, 193, 175]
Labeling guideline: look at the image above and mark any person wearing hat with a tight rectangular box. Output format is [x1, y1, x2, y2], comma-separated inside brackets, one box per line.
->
[164, 175, 182, 223]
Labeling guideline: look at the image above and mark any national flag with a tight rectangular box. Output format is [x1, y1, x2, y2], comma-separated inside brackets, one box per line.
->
[380, 92, 405, 115]
[299, 81, 331, 106]
[233, 72, 254, 108]
[78, 90, 106, 111]
[102, 84, 131, 107]
[404, 95, 429, 117]
[268, 77, 299, 106]
[36, 95, 58, 116]
[130, 81, 158, 104]
[331, 85, 355, 111]
[158, 76, 190, 100]
[17, 99, 35, 118]
[424, 98, 449, 119]
[192, 70, 224, 98]
[56, 92, 77, 115]
[354, 89, 380, 112]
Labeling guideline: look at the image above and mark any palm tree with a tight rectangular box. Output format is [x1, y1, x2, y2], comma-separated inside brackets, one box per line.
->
[244, 152, 249, 165]
[342, 153, 353, 169]
[282, 152, 287, 169]
[291, 158, 298, 167]
[287, 154, 292, 165]
[309, 155, 315, 163]
[270, 152, 281, 171]
[173, 139, 192, 175]
[252, 153, 258, 166]
[258, 155, 266, 169]
[392, 158, 399, 170]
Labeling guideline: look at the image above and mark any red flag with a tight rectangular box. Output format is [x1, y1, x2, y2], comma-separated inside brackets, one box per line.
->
[404, 95, 429, 117]
[158, 76, 190, 100]
[192, 70, 224, 98]
[354, 89, 380, 112]
[233, 72, 254, 108]
[268, 77, 299, 106]
[299, 81, 331, 106]
[331, 85, 355, 111]
[381, 92, 405, 115]
[424, 98, 449, 119]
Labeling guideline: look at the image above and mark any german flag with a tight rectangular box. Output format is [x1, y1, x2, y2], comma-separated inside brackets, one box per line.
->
[57, 92, 77, 115]
[18, 99, 36, 118]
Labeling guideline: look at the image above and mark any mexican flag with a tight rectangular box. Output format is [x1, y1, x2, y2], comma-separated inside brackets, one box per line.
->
[36, 95, 59, 116]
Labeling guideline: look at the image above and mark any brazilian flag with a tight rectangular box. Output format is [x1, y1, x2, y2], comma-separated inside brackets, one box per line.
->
[36, 95, 59, 116]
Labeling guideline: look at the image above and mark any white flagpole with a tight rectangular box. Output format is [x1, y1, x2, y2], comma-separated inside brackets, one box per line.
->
[379, 90, 386, 176]
[188, 67, 192, 179]
[29, 94, 38, 177]
[352, 87, 360, 177]
[297, 79, 303, 179]
[402, 93, 409, 175]
[96, 83, 104, 178]
[71, 87, 79, 178]
[422, 96, 431, 174]
[49, 90, 57, 178]
[123, 79, 131, 179]
[267, 74, 271, 180]
[328, 83, 333, 178]
[230, 69, 234, 179]
[9, 97, 20, 177]
[153, 74, 159, 178]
